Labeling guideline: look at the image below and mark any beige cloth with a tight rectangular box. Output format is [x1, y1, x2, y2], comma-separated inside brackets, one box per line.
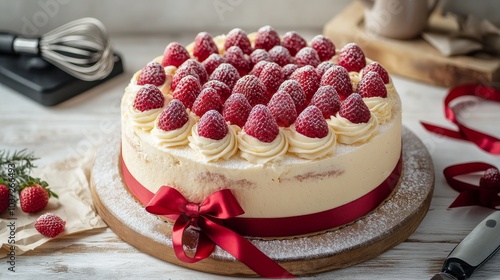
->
[0, 150, 107, 257]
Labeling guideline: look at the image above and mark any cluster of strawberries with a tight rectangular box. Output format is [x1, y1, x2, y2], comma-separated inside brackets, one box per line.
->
[133, 26, 391, 143]
[0, 178, 65, 238]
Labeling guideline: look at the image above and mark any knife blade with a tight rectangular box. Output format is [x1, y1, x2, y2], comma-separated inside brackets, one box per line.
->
[431, 211, 500, 280]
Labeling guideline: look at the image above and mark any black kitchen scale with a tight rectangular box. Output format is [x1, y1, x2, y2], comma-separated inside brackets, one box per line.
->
[0, 52, 124, 106]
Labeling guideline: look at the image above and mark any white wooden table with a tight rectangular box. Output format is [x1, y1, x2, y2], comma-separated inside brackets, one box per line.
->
[2, 33, 500, 279]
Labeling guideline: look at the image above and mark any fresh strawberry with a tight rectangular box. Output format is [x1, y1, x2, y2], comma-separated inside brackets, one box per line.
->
[289, 65, 320, 101]
[137, 62, 166, 86]
[171, 67, 200, 92]
[249, 49, 271, 65]
[197, 110, 228, 140]
[250, 60, 270, 77]
[133, 84, 165, 112]
[281, 31, 307, 56]
[243, 104, 280, 143]
[357, 71, 387, 98]
[224, 46, 251, 76]
[0, 180, 8, 213]
[281, 63, 299, 79]
[320, 65, 353, 100]
[295, 106, 329, 138]
[310, 85, 341, 119]
[224, 28, 253, 55]
[172, 75, 201, 109]
[362, 62, 390, 84]
[480, 168, 500, 189]
[192, 88, 223, 117]
[223, 93, 252, 127]
[310, 35, 335, 61]
[178, 59, 208, 85]
[232, 75, 268, 106]
[268, 45, 294, 67]
[202, 80, 231, 102]
[19, 179, 57, 213]
[209, 63, 240, 90]
[337, 43, 366, 72]
[202, 53, 227, 76]
[267, 91, 297, 127]
[295, 47, 321, 68]
[277, 80, 307, 113]
[254, 25, 281, 51]
[193, 32, 219, 62]
[34, 213, 66, 238]
[157, 99, 189, 131]
[339, 93, 371, 123]
[162, 42, 190, 67]
[316, 61, 336, 77]
[259, 62, 284, 98]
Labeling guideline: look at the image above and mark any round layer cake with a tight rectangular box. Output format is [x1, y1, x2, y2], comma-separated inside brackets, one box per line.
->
[120, 26, 402, 237]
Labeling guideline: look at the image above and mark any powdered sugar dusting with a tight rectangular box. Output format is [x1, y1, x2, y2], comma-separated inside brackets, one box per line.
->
[92, 127, 433, 263]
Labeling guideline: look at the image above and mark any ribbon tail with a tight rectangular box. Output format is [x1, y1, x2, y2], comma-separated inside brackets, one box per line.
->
[420, 122, 466, 141]
[172, 217, 216, 263]
[201, 218, 295, 278]
[449, 191, 480, 208]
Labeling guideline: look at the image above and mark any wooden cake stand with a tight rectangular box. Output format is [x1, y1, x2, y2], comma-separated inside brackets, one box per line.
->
[91, 127, 434, 277]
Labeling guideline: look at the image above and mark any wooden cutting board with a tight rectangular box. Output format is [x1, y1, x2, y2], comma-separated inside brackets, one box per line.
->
[323, 1, 500, 88]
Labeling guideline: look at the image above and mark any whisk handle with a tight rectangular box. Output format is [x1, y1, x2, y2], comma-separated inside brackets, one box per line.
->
[0, 33, 40, 55]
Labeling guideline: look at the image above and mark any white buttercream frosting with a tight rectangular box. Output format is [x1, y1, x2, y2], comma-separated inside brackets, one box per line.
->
[363, 96, 394, 124]
[349, 72, 361, 91]
[328, 112, 379, 145]
[151, 114, 195, 147]
[237, 130, 288, 164]
[188, 123, 238, 162]
[286, 126, 337, 160]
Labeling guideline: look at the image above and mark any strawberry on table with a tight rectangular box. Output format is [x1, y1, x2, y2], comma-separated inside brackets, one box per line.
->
[0, 179, 9, 213]
[19, 179, 57, 213]
[35, 213, 66, 238]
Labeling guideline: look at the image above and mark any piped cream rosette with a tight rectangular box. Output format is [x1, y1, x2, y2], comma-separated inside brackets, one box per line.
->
[237, 129, 288, 164]
[188, 123, 239, 162]
[285, 126, 337, 160]
[126, 102, 164, 132]
[328, 112, 379, 145]
[363, 96, 395, 124]
[151, 114, 196, 147]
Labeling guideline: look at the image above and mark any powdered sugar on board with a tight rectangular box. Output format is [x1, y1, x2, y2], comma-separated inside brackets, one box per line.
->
[92, 126, 433, 263]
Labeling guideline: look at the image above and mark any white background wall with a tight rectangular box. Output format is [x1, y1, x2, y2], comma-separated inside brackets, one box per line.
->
[0, 0, 352, 36]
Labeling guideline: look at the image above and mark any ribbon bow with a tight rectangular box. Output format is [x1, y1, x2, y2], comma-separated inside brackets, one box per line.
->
[145, 186, 295, 278]
[443, 162, 500, 209]
[421, 84, 500, 155]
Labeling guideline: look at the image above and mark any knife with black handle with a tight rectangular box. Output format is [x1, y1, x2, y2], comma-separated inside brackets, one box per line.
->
[431, 211, 500, 280]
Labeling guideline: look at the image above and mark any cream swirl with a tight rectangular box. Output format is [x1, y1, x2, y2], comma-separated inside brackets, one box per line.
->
[348, 71, 361, 91]
[286, 126, 337, 160]
[152, 114, 196, 147]
[363, 96, 394, 124]
[126, 104, 163, 131]
[237, 130, 288, 164]
[328, 112, 379, 145]
[188, 124, 238, 162]
[385, 79, 396, 97]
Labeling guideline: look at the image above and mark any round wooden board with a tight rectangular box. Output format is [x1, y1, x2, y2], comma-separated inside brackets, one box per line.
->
[90, 127, 434, 277]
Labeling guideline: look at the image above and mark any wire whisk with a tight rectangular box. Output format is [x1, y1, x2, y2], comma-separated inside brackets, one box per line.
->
[0, 18, 114, 81]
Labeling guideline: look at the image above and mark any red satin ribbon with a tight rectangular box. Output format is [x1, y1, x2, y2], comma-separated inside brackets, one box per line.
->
[120, 154, 402, 277]
[443, 162, 500, 209]
[145, 186, 294, 278]
[421, 84, 500, 155]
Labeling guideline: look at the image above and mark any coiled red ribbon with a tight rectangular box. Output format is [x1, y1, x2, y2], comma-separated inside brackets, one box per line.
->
[145, 187, 295, 278]
[443, 162, 500, 209]
[421, 84, 500, 154]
